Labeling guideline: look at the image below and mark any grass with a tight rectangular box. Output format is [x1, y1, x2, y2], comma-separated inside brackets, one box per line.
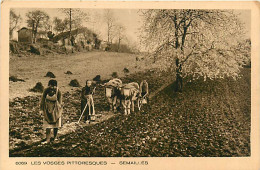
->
[9, 51, 141, 100]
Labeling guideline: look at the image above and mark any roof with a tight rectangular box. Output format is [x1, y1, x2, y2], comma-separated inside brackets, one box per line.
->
[37, 30, 47, 35]
[52, 27, 94, 42]
[17, 27, 32, 32]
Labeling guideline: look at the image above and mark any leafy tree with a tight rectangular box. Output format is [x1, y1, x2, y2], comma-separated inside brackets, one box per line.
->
[9, 9, 21, 40]
[53, 17, 69, 34]
[47, 31, 55, 40]
[235, 39, 251, 67]
[93, 33, 101, 49]
[26, 10, 50, 43]
[141, 9, 248, 91]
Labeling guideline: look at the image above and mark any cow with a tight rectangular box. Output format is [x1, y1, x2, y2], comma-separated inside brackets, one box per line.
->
[104, 78, 123, 112]
[120, 82, 139, 115]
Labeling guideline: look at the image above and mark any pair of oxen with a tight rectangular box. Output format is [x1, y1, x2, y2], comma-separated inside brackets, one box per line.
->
[104, 78, 140, 115]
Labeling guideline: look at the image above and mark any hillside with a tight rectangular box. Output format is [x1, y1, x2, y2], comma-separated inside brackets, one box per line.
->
[10, 68, 250, 157]
[9, 51, 144, 100]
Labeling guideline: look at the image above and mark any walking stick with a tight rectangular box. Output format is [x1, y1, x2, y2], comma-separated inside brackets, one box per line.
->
[77, 87, 96, 123]
[90, 87, 96, 120]
[77, 102, 88, 123]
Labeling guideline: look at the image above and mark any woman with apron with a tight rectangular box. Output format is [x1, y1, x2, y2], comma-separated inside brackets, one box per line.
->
[40, 79, 62, 144]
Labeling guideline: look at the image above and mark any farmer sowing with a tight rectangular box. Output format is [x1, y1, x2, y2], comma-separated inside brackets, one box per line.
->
[40, 79, 62, 144]
[81, 80, 96, 123]
[139, 79, 149, 103]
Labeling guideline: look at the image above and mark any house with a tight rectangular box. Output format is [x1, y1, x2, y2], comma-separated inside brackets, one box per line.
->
[17, 27, 33, 43]
[37, 30, 48, 39]
[17, 27, 48, 43]
[100, 41, 109, 51]
[52, 27, 101, 50]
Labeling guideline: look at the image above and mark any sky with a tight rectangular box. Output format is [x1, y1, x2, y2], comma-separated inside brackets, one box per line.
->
[11, 8, 143, 45]
[11, 8, 251, 46]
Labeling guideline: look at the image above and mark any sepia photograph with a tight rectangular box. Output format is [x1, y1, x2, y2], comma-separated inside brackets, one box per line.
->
[7, 7, 252, 158]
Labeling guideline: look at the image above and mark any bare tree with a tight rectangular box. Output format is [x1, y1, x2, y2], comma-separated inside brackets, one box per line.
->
[60, 8, 89, 45]
[26, 10, 50, 43]
[53, 17, 69, 34]
[9, 9, 21, 40]
[141, 9, 247, 92]
[114, 24, 126, 52]
[42, 19, 52, 33]
[103, 9, 116, 46]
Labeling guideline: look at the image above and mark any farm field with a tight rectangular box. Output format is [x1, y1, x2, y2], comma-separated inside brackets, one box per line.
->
[9, 52, 250, 157]
[9, 51, 143, 100]
[9, 51, 175, 152]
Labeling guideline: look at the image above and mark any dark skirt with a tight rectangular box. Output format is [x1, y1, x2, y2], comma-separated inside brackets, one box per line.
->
[81, 95, 95, 121]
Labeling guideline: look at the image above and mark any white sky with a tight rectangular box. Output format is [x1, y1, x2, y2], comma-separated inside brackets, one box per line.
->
[12, 8, 251, 45]
[11, 8, 142, 45]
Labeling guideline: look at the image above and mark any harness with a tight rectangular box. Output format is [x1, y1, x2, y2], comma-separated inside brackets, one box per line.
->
[122, 85, 139, 100]
[105, 79, 122, 98]
[105, 86, 114, 98]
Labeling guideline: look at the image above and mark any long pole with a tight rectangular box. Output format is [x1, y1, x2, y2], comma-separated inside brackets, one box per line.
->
[77, 87, 96, 123]
[77, 103, 88, 123]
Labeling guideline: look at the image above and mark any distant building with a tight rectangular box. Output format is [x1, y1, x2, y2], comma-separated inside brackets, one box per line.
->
[17, 27, 32, 43]
[37, 30, 48, 39]
[100, 41, 109, 51]
[17, 27, 48, 43]
[52, 27, 101, 50]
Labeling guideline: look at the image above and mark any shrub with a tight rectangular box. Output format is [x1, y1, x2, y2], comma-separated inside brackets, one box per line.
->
[9, 76, 25, 82]
[111, 72, 118, 78]
[93, 75, 101, 82]
[45, 72, 56, 78]
[65, 71, 73, 75]
[30, 82, 44, 93]
[123, 68, 130, 74]
[69, 79, 80, 87]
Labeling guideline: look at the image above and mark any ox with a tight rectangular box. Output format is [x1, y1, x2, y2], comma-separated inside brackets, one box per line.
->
[121, 82, 139, 115]
[104, 78, 123, 112]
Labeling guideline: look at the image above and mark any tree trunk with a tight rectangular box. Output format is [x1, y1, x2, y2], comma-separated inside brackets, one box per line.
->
[118, 38, 121, 52]
[9, 30, 13, 40]
[69, 8, 72, 45]
[175, 73, 183, 92]
[181, 27, 187, 51]
[31, 22, 35, 43]
[107, 23, 110, 46]
[175, 59, 183, 92]
[34, 23, 39, 44]
[173, 14, 179, 49]
[33, 33, 36, 44]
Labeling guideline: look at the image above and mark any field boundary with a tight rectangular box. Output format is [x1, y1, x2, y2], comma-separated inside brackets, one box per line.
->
[149, 80, 174, 99]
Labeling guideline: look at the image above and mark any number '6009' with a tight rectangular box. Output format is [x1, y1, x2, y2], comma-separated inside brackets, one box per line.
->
[15, 162, 27, 165]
